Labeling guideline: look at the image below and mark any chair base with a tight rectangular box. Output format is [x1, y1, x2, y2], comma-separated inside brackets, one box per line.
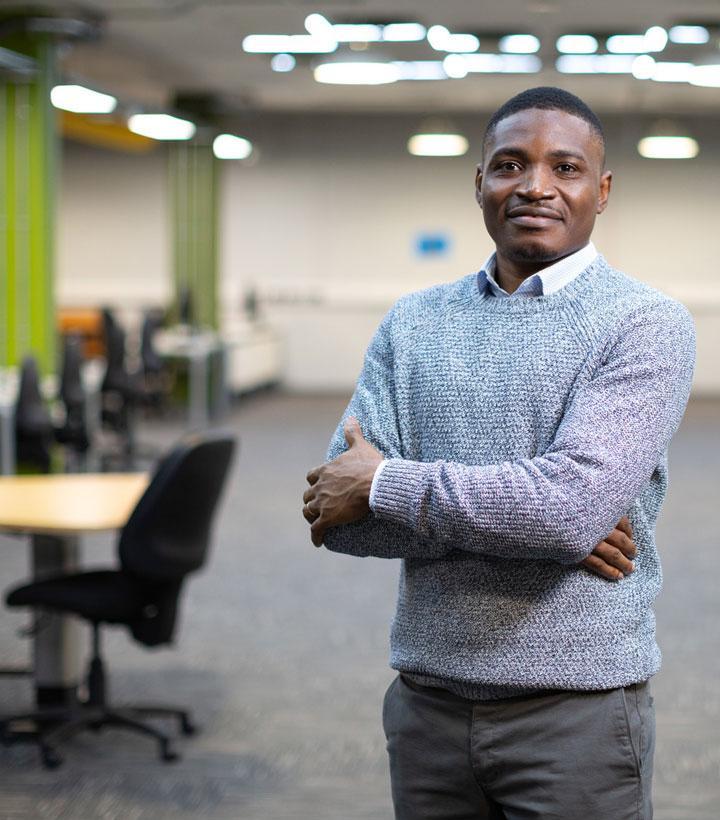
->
[1, 701, 196, 769]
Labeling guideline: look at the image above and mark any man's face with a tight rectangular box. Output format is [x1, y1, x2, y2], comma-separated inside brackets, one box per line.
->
[476, 108, 612, 270]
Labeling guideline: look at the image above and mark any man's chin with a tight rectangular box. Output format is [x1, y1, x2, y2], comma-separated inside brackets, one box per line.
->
[509, 242, 561, 264]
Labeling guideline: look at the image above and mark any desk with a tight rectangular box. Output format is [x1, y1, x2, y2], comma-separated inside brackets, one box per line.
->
[0, 473, 148, 704]
[154, 328, 226, 428]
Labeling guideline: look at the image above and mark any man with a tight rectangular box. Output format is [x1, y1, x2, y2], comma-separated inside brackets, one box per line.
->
[302, 87, 695, 819]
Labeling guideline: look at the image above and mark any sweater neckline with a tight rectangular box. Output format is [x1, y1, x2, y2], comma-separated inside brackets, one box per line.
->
[456, 255, 609, 315]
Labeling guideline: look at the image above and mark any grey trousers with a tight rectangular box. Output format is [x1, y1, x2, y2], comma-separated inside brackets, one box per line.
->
[383, 674, 655, 820]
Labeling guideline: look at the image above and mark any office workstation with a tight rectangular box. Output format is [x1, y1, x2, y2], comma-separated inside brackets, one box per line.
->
[0, 1, 719, 818]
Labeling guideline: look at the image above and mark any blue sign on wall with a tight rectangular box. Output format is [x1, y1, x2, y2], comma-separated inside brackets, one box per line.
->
[415, 232, 451, 258]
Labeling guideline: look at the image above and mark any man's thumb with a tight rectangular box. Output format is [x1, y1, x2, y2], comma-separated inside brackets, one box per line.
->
[344, 416, 363, 447]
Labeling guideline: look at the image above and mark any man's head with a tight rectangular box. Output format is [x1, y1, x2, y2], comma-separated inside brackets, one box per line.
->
[476, 87, 612, 275]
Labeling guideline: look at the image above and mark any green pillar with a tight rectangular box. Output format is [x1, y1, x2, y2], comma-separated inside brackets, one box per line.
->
[0, 36, 57, 372]
[169, 142, 219, 329]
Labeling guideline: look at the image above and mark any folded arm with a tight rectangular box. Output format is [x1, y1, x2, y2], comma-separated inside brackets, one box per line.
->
[368, 301, 695, 563]
[306, 299, 694, 565]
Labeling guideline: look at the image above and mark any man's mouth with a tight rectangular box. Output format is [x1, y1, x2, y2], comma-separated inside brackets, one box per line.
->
[506, 206, 562, 228]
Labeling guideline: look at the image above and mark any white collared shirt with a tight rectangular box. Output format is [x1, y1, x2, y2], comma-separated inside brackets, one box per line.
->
[478, 241, 598, 298]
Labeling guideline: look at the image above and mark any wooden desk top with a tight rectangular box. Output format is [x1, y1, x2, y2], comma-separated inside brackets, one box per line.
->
[0, 473, 149, 535]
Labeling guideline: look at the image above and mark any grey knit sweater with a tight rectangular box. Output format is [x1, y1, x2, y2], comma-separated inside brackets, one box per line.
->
[324, 256, 695, 697]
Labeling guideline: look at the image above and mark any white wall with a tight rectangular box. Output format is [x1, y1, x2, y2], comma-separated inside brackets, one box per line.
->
[58, 113, 720, 393]
[57, 142, 171, 310]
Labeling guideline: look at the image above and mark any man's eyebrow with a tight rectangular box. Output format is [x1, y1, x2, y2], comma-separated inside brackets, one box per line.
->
[546, 149, 588, 162]
[488, 145, 527, 160]
[488, 146, 589, 163]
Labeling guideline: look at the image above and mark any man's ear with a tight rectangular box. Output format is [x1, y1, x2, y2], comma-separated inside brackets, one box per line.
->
[475, 165, 483, 207]
[597, 170, 612, 214]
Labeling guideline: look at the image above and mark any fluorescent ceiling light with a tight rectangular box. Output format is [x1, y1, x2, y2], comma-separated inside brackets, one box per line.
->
[444, 53, 541, 76]
[556, 34, 598, 54]
[690, 64, 720, 88]
[638, 136, 698, 159]
[669, 25, 709, 45]
[607, 27, 667, 54]
[332, 24, 382, 42]
[304, 13, 332, 35]
[499, 55, 541, 72]
[314, 62, 400, 85]
[631, 55, 655, 79]
[650, 61, 694, 83]
[51, 84, 117, 114]
[271, 53, 296, 72]
[689, 64, 720, 87]
[633, 56, 693, 83]
[606, 34, 648, 53]
[127, 113, 195, 140]
[242, 34, 337, 54]
[393, 61, 447, 80]
[427, 25, 479, 53]
[213, 134, 253, 160]
[383, 23, 426, 42]
[408, 133, 469, 157]
[499, 34, 540, 54]
[556, 54, 636, 73]
[645, 26, 668, 51]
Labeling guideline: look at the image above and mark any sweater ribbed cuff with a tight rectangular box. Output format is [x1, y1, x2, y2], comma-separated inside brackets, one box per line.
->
[371, 458, 429, 530]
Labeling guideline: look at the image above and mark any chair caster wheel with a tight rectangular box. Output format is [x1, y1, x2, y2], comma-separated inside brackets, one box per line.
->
[41, 746, 63, 769]
[160, 740, 179, 763]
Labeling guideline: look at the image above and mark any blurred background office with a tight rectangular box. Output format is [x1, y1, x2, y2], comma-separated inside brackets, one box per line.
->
[0, 1, 718, 818]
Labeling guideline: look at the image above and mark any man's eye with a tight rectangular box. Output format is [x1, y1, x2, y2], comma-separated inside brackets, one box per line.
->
[497, 161, 520, 172]
[557, 164, 577, 174]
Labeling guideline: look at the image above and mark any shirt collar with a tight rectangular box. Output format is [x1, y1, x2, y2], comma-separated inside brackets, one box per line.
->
[478, 241, 598, 298]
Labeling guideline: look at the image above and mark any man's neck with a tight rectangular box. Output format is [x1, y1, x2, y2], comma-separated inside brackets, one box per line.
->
[495, 246, 582, 294]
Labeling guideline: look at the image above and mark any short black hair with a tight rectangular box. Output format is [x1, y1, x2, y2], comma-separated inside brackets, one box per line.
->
[483, 86, 605, 159]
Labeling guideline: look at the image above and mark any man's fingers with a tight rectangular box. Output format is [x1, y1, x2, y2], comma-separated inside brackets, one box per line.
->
[592, 541, 635, 575]
[302, 503, 318, 524]
[310, 518, 326, 547]
[581, 554, 624, 581]
[302, 488, 314, 504]
[343, 416, 364, 448]
[604, 527, 637, 559]
[306, 466, 320, 485]
[616, 515, 633, 539]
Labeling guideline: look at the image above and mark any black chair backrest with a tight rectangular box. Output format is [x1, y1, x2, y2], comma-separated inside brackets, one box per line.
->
[60, 335, 85, 410]
[15, 355, 52, 436]
[102, 321, 129, 394]
[119, 432, 236, 583]
[141, 310, 164, 375]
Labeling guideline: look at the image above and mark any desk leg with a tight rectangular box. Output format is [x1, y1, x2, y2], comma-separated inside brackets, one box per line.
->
[32, 534, 82, 706]
[188, 352, 209, 429]
[211, 345, 230, 421]
[0, 406, 15, 475]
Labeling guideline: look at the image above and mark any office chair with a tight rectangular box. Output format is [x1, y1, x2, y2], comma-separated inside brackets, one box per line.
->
[139, 309, 171, 414]
[100, 315, 140, 465]
[55, 335, 90, 469]
[14, 355, 54, 473]
[1, 431, 236, 768]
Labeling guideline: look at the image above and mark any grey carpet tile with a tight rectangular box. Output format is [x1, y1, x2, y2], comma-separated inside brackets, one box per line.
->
[0, 392, 718, 819]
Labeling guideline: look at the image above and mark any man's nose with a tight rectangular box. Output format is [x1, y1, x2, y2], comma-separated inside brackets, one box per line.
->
[516, 167, 554, 200]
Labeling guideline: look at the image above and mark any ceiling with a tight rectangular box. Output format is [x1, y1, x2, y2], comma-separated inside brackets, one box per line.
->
[12, 0, 720, 116]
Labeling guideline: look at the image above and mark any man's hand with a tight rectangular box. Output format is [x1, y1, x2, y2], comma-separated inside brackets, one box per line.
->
[303, 417, 384, 547]
[580, 516, 637, 580]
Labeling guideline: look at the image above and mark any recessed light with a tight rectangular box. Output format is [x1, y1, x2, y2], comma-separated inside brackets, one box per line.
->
[127, 114, 195, 141]
[51, 84, 117, 114]
[638, 136, 699, 159]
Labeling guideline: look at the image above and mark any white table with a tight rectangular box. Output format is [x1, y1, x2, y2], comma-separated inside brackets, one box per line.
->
[0, 473, 148, 704]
